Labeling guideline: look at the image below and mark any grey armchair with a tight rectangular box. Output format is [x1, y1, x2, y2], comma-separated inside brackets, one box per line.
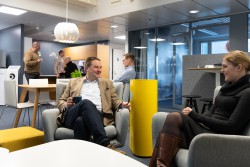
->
[152, 86, 250, 167]
[42, 82, 129, 147]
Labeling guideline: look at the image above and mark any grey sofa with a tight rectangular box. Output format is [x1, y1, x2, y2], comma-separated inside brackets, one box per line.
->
[152, 86, 250, 167]
[42, 82, 129, 147]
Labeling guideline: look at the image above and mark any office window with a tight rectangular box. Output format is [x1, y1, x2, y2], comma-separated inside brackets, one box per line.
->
[211, 41, 228, 54]
[192, 17, 230, 55]
[201, 42, 208, 54]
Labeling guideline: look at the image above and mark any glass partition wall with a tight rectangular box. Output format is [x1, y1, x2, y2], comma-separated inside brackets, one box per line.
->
[129, 24, 189, 110]
[128, 16, 231, 110]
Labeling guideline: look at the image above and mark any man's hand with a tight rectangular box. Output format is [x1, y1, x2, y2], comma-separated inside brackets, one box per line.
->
[182, 107, 192, 115]
[37, 58, 43, 62]
[66, 97, 74, 108]
[122, 102, 130, 110]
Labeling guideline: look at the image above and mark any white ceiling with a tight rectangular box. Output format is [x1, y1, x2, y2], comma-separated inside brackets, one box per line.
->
[0, 0, 249, 44]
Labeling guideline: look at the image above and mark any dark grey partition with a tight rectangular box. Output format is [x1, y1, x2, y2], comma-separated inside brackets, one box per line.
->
[182, 54, 224, 111]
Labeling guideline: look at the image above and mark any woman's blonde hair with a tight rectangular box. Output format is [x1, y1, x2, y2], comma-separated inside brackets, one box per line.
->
[224, 50, 250, 72]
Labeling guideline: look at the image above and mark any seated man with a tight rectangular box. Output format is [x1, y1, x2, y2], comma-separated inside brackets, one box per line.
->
[114, 53, 136, 84]
[57, 57, 130, 154]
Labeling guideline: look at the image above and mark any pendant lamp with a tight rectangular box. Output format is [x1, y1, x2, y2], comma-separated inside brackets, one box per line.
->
[54, 0, 79, 43]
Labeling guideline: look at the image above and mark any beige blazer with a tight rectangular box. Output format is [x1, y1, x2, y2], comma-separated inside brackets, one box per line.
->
[58, 77, 122, 126]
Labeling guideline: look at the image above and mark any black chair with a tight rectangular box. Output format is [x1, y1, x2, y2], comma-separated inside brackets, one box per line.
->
[200, 98, 213, 114]
[182, 95, 201, 113]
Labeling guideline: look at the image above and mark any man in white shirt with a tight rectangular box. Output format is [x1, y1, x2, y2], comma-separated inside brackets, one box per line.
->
[54, 50, 65, 78]
[57, 57, 130, 154]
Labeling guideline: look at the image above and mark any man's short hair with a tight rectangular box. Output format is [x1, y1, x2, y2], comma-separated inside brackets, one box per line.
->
[59, 50, 64, 55]
[84, 57, 100, 70]
[124, 53, 135, 62]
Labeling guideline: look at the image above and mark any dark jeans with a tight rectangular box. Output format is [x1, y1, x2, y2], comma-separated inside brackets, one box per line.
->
[64, 99, 110, 146]
[24, 72, 40, 101]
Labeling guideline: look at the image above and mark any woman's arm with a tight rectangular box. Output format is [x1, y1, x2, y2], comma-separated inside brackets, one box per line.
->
[189, 90, 250, 134]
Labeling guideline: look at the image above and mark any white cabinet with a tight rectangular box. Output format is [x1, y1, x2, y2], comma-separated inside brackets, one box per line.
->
[0, 69, 6, 105]
[0, 66, 20, 105]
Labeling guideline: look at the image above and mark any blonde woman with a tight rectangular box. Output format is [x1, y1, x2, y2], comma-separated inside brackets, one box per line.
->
[150, 50, 250, 167]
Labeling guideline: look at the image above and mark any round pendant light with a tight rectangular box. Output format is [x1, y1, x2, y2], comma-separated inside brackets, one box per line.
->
[54, 0, 79, 43]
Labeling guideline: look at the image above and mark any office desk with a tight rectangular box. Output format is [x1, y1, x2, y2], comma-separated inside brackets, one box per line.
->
[188, 68, 222, 86]
[2, 140, 147, 167]
[14, 84, 56, 128]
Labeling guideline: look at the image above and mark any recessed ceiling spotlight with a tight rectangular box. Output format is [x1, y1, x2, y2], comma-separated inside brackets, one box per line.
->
[111, 25, 118, 28]
[145, 33, 150, 35]
[0, 6, 27, 15]
[189, 10, 199, 14]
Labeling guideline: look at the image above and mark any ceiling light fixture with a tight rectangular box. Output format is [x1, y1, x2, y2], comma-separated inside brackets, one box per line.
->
[0, 6, 27, 15]
[115, 35, 126, 40]
[54, 0, 79, 43]
[189, 10, 199, 14]
[171, 42, 186, 45]
[134, 46, 147, 49]
[111, 25, 118, 28]
[149, 38, 166, 42]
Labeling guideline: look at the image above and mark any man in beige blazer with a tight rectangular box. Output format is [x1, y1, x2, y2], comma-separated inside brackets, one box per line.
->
[57, 57, 129, 154]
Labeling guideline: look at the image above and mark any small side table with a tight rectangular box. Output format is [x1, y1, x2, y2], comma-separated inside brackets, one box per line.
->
[183, 95, 201, 113]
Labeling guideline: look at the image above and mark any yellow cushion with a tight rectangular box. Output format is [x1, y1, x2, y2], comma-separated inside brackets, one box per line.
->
[0, 127, 44, 152]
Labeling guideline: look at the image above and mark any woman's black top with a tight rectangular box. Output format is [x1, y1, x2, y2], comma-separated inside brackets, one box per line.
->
[189, 75, 250, 134]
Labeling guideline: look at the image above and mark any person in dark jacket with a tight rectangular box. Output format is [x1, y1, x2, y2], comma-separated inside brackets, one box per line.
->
[149, 50, 250, 167]
[64, 57, 78, 78]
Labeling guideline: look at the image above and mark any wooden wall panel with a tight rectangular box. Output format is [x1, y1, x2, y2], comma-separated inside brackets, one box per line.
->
[97, 44, 109, 79]
[64, 44, 97, 60]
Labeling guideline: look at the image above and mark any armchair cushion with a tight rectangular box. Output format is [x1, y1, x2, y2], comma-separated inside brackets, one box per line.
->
[54, 125, 117, 140]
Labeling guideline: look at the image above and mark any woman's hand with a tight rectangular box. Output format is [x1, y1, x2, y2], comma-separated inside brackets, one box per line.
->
[182, 107, 192, 115]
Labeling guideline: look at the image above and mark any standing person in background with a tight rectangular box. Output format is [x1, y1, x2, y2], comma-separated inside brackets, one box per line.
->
[23, 41, 42, 82]
[54, 50, 65, 78]
[64, 56, 78, 78]
[23, 41, 42, 101]
[114, 53, 136, 84]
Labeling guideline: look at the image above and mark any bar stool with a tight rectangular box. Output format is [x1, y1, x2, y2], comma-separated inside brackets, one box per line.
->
[200, 98, 213, 114]
[182, 95, 201, 113]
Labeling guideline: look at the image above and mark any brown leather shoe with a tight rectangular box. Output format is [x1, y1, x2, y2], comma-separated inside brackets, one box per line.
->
[106, 144, 126, 155]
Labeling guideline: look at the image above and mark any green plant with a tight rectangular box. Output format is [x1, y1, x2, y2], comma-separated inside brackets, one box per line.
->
[71, 70, 82, 78]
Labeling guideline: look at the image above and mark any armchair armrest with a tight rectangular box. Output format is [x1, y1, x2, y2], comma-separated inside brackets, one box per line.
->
[113, 108, 129, 147]
[152, 112, 169, 146]
[42, 108, 60, 142]
[188, 133, 250, 167]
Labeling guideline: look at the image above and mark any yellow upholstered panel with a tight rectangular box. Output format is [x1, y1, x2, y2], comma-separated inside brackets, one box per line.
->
[0, 127, 44, 152]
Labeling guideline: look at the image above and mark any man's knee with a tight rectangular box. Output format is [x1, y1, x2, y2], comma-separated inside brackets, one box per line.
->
[78, 99, 95, 106]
